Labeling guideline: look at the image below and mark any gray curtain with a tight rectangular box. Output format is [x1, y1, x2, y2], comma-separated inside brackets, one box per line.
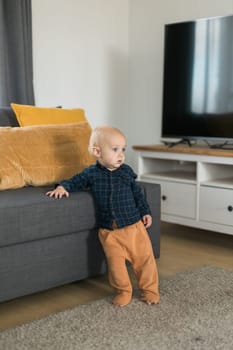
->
[0, 0, 34, 106]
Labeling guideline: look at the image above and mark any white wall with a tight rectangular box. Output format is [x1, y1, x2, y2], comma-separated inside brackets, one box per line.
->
[32, 0, 233, 167]
[32, 0, 129, 130]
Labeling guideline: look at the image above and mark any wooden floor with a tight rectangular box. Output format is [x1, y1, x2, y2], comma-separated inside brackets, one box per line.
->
[0, 222, 232, 331]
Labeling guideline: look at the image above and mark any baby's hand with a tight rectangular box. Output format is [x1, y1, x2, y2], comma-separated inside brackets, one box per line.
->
[142, 215, 152, 228]
[46, 185, 69, 199]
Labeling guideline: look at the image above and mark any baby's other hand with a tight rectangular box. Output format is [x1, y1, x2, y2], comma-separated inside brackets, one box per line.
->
[142, 215, 152, 228]
[46, 186, 69, 199]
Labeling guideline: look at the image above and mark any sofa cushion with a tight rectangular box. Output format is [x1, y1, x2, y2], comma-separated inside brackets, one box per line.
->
[0, 186, 97, 247]
[11, 103, 86, 126]
[0, 122, 94, 190]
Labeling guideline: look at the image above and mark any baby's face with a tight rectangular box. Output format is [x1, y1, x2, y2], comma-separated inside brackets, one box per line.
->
[99, 132, 126, 170]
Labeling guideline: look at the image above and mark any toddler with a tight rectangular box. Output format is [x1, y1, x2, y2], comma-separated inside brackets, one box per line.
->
[46, 126, 160, 306]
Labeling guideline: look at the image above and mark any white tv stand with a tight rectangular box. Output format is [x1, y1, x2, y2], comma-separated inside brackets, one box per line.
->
[133, 144, 233, 235]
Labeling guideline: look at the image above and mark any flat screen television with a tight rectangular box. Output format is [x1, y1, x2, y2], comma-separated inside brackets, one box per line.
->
[161, 14, 233, 148]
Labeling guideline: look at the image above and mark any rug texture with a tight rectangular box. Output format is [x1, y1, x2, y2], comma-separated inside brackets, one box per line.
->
[0, 266, 232, 350]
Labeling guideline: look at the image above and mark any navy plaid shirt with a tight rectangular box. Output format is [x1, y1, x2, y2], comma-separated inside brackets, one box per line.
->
[59, 161, 151, 230]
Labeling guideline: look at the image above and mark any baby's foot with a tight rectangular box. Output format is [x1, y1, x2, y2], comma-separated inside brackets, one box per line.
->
[112, 292, 132, 307]
[141, 292, 160, 305]
[145, 299, 158, 305]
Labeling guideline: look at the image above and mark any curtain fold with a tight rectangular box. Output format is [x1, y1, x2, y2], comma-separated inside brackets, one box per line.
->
[0, 0, 34, 106]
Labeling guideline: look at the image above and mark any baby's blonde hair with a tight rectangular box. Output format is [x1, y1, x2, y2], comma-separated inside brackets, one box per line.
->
[88, 126, 125, 156]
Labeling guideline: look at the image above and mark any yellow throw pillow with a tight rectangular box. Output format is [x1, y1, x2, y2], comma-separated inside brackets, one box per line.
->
[0, 122, 95, 190]
[11, 103, 87, 126]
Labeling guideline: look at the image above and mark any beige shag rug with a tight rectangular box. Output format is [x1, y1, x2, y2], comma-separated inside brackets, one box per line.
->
[0, 266, 232, 350]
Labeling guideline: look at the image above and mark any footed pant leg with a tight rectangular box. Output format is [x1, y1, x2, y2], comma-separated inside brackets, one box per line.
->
[133, 254, 160, 303]
[131, 221, 160, 303]
[98, 228, 132, 305]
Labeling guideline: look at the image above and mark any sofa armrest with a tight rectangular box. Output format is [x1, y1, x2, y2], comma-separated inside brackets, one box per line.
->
[138, 181, 161, 258]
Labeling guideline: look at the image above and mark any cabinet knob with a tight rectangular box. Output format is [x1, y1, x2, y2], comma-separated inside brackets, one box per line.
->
[162, 195, 167, 201]
[227, 205, 233, 212]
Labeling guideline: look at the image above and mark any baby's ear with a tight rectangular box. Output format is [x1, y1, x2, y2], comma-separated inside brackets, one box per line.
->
[92, 146, 101, 158]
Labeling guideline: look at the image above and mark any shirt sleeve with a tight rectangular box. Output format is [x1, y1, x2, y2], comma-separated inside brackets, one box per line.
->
[126, 165, 152, 217]
[59, 167, 91, 193]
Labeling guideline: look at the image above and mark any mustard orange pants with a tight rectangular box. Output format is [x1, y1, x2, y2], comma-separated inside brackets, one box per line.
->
[98, 220, 160, 303]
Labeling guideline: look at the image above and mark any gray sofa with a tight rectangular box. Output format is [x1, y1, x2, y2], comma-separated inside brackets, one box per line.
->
[0, 107, 160, 303]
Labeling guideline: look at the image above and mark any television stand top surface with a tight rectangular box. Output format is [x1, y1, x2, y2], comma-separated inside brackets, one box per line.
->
[132, 144, 233, 158]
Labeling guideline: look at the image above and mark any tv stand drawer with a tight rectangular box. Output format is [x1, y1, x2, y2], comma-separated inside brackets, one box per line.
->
[199, 187, 233, 226]
[156, 180, 196, 219]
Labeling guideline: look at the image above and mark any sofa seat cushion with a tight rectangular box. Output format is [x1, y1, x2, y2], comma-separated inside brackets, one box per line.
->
[0, 186, 97, 248]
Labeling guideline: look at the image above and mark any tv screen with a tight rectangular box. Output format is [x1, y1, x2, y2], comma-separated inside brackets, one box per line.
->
[161, 14, 233, 144]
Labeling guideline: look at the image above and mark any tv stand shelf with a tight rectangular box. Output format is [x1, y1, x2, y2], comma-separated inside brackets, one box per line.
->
[133, 144, 233, 235]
